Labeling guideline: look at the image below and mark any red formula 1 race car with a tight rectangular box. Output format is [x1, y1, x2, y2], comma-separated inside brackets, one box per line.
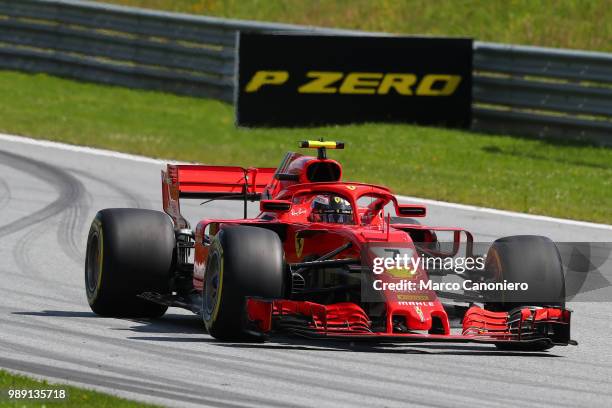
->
[85, 141, 576, 351]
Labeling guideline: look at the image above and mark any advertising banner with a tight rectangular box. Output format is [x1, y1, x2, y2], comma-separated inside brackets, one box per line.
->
[236, 33, 473, 127]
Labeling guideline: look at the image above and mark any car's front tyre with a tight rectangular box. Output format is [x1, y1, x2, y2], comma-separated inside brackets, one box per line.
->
[202, 226, 284, 340]
[484, 235, 566, 351]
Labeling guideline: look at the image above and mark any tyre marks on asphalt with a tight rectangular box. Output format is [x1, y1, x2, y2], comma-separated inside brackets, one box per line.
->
[56, 185, 90, 265]
[0, 150, 88, 286]
[0, 150, 82, 239]
[0, 151, 150, 283]
[0, 177, 10, 212]
[53, 168, 151, 266]
[13, 227, 50, 278]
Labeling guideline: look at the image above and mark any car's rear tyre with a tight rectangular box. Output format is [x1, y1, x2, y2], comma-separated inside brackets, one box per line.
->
[85, 209, 175, 318]
[484, 235, 565, 351]
[203, 226, 284, 341]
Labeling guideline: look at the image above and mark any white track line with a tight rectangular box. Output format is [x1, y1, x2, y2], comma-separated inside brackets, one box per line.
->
[0, 133, 172, 165]
[1, 132, 611, 230]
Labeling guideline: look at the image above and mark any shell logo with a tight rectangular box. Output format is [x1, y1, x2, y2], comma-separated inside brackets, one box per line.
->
[386, 267, 417, 279]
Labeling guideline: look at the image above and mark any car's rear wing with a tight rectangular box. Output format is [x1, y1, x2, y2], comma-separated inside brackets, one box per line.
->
[162, 164, 276, 228]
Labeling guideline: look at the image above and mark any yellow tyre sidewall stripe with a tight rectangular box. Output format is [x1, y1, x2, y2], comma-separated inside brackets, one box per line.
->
[207, 238, 224, 326]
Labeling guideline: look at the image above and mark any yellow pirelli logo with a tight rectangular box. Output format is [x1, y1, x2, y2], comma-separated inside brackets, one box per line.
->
[245, 71, 462, 96]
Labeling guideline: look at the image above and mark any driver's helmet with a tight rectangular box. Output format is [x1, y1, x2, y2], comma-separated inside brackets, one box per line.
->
[309, 194, 353, 224]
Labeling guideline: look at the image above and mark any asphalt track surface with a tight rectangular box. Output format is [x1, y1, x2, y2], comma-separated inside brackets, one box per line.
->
[1, 135, 611, 408]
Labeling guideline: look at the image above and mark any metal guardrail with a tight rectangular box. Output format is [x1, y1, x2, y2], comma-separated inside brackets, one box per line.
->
[472, 42, 612, 144]
[0, 0, 610, 144]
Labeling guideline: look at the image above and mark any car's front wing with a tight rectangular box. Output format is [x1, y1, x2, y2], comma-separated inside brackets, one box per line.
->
[245, 298, 576, 347]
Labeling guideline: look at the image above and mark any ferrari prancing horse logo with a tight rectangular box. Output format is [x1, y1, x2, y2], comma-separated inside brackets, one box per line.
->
[295, 234, 305, 258]
[415, 306, 425, 323]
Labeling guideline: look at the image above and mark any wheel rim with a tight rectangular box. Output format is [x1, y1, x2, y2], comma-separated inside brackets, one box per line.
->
[86, 233, 100, 295]
[204, 252, 221, 319]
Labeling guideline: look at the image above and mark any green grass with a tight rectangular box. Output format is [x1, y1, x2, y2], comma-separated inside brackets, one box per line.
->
[102, 0, 611, 52]
[1, 70, 610, 223]
[0, 369, 157, 407]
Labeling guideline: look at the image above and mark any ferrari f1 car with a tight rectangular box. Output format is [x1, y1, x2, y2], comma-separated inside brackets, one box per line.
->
[85, 141, 575, 350]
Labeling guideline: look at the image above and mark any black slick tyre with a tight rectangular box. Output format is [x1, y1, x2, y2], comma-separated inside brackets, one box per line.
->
[484, 235, 565, 351]
[202, 226, 284, 340]
[85, 208, 175, 318]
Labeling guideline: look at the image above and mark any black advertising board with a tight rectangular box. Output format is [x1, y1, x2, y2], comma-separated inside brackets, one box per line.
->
[236, 33, 472, 128]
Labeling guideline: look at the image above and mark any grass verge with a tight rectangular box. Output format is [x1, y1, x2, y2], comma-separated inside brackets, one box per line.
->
[1, 70, 610, 223]
[0, 369, 157, 407]
[102, 0, 611, 52]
